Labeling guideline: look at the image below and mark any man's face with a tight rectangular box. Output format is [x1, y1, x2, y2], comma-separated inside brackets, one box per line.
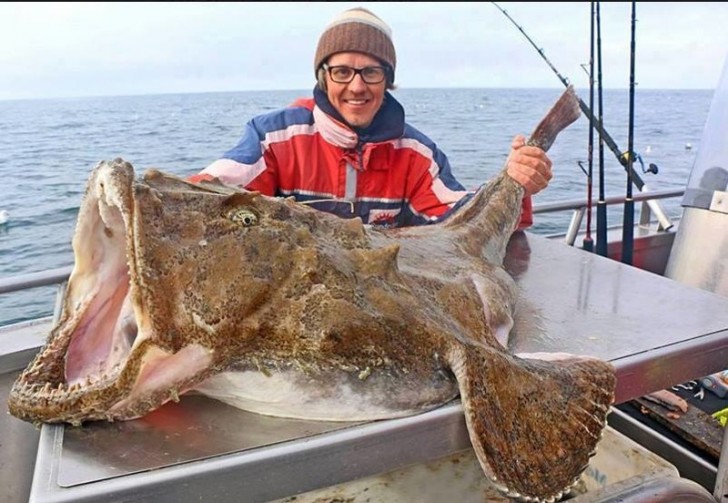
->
[324, 52, 387, 128]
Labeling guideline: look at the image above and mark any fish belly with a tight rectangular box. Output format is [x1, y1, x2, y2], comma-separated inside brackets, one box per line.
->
[193, 368, 459, 421]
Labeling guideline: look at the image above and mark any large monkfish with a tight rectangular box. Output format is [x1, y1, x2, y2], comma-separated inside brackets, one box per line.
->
[8, 86, 615, 502]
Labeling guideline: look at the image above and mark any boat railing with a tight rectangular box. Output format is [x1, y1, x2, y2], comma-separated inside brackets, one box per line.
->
[0, 267, 69, 325]
[0, 188, 685, 322]
[0, 266, 71, 296]
[535, 187, 684, 246]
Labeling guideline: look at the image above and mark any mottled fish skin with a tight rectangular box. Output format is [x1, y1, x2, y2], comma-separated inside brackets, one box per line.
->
[8, 86, 615, 502]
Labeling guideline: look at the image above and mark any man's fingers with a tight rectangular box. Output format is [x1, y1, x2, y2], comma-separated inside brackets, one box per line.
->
[505, 136, 553, 196]
[507, 155, 553, 195]
[511, 134, 527, 149]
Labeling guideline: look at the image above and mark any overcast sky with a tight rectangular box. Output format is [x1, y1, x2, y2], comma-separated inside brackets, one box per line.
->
[2, 2, 727, 101]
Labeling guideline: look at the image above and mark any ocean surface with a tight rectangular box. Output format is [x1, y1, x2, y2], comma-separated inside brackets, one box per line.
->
[0, 87, 714, 326]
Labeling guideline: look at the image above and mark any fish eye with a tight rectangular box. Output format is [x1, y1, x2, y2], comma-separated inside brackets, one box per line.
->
[226, 208, 259, 227]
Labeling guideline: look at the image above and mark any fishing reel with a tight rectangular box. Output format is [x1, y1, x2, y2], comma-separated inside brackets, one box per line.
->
[577, 151, 658, 177]
[620, 151, 659, 175]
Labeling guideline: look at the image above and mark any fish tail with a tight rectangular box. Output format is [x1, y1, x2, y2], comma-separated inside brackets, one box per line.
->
[447, 344, 615, 502]
[527, 85, 582, 151]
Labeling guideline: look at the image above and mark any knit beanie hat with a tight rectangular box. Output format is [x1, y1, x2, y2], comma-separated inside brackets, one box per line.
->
[314, 7, 396, 80]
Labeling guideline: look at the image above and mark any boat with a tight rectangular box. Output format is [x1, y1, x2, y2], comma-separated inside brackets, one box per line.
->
[3, 14, 728, 503]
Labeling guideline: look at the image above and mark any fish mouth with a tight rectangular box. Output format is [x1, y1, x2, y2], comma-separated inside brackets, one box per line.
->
[8, 159, 211, 426]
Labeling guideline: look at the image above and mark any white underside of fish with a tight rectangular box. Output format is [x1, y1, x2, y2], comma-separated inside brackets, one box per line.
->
[193, 369, 460, 421]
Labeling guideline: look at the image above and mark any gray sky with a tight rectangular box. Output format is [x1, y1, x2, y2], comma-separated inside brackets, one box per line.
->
[2, 2, 727, 101]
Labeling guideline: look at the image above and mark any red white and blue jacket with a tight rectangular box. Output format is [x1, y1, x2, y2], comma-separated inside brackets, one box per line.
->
[190, 86, 532, 229]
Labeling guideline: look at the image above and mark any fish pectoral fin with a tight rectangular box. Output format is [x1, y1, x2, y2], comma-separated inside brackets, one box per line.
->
[447, 344, 615, 502]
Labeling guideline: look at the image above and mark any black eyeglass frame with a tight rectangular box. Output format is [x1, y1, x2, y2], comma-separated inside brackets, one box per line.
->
[322, 63, 389, 84]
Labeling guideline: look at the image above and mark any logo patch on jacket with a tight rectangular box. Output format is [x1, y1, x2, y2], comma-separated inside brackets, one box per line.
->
[368, 208, 401, 226]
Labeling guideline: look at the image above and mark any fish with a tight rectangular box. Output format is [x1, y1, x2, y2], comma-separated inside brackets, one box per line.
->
[8, 85, 615, 503]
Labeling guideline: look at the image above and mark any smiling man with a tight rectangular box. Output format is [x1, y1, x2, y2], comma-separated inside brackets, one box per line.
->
[192, 7, 552, 228]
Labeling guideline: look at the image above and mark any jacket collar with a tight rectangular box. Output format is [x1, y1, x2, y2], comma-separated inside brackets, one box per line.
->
[313, 85, 405, 146]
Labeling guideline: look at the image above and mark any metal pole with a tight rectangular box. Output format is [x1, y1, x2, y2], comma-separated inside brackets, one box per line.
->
[621, 1, 637, 265]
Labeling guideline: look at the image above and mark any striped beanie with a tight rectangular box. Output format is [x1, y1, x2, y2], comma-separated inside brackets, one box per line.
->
[314, 7, 396, 80]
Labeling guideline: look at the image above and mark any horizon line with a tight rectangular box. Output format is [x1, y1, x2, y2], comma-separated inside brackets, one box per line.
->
[0, 85, 715, 103]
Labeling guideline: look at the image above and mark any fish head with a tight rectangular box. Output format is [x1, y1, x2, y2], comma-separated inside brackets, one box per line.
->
[8, 158, 368, 425]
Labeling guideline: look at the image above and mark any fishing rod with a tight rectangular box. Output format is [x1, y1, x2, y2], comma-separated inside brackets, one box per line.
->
[582, 2, 596, 253]
[595, 1, 608, 257]
[491, 2, 673, 231]
[622, 1, 637, 265]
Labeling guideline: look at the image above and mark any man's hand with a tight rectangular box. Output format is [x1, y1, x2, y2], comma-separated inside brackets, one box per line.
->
[505, 134, 553, 196]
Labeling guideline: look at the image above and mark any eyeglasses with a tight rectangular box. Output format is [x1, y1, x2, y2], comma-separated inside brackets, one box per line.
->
[322, 64, 388, 84]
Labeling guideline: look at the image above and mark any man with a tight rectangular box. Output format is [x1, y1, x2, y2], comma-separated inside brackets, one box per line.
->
[190, 7, 552, 228]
